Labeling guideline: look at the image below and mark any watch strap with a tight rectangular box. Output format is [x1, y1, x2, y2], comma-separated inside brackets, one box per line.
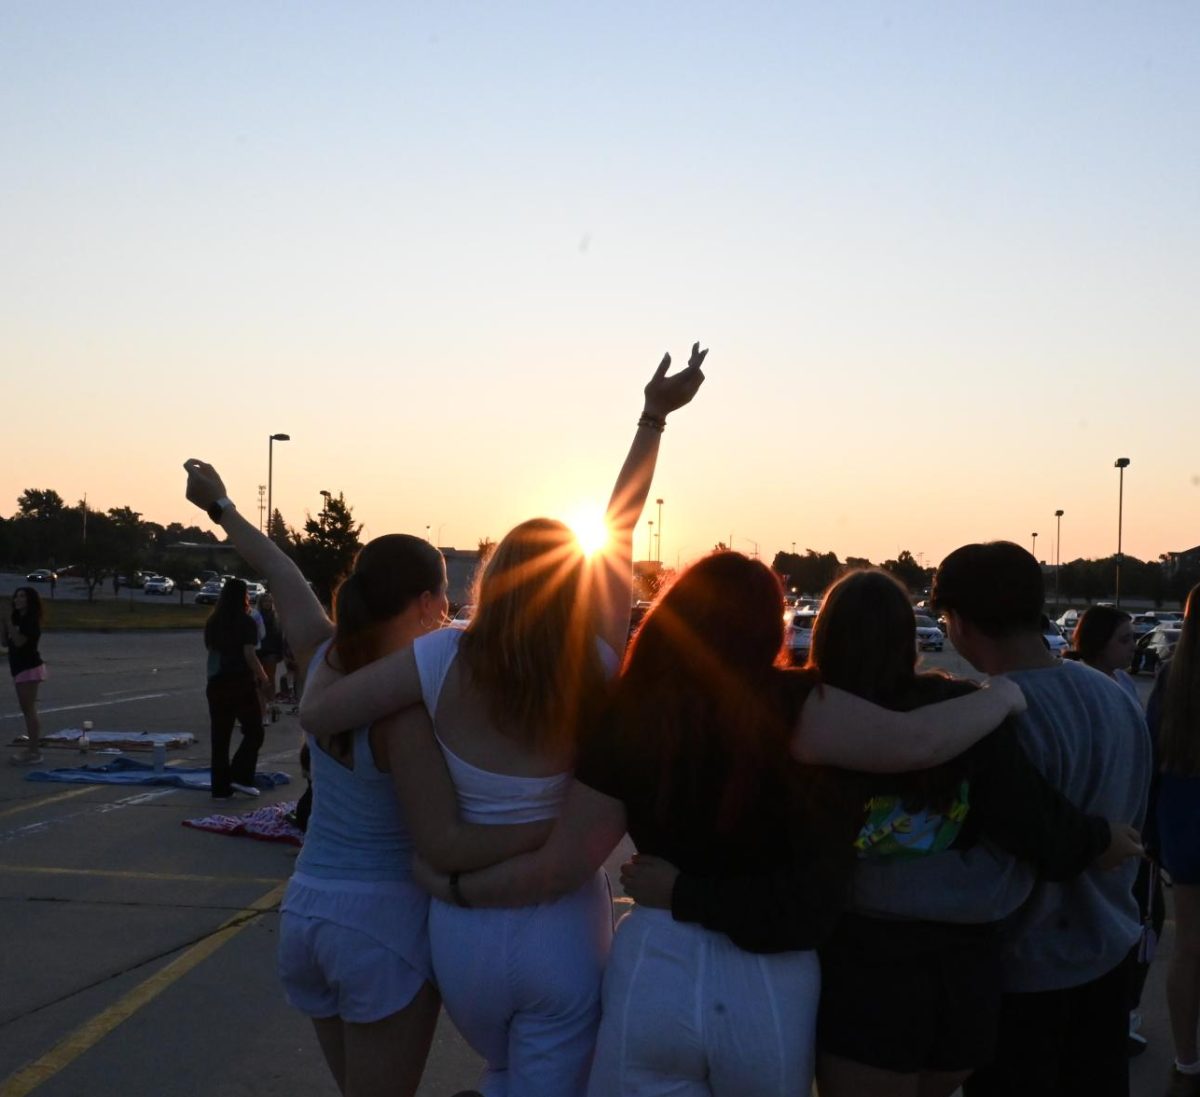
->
[207, 497, 233, 524]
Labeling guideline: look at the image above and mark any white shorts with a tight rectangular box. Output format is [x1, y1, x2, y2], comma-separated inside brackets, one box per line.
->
[277, 874, 432, 1024]
[586, 907, 820, 1097]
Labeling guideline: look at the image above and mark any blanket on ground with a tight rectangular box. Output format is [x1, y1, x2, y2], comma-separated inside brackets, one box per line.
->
[183, 800, 303, 846]
[24, 756, 290, 790]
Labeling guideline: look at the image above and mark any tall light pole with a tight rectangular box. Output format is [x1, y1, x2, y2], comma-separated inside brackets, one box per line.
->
[1054, 509, 1064, 610]
[257, 485, 266, 531]
[1031, 532, 1038, 558]
[267, 433, 290, 539]
[647, 520, 654, 563]
[655, 498, 663, 564]
[319, 490, 331, 531]
[1115, 457, 1131, 607]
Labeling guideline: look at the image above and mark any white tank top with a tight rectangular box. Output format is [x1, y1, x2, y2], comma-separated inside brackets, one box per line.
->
[412, 627, 616, 824]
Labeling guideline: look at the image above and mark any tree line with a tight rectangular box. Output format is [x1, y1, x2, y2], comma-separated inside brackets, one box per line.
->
[1, 488, 365, 604]
[6, 486, 1196, 610]
[771, 547, 1200, 607]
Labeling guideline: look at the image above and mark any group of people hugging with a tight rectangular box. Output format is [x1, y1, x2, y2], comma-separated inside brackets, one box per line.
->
[184, 343, 1199, 1097]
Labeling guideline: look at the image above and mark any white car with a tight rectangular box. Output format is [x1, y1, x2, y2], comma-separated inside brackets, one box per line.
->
[787, 610, 817, 665]
[143, 576, 176, 595]
[914, 615, 945, 652]
[244, 581, 267, 604]
[1056, 610, 1080, 636]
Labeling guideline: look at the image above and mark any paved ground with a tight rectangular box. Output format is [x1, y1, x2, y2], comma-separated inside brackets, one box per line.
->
[0, 631, 1178, 1096]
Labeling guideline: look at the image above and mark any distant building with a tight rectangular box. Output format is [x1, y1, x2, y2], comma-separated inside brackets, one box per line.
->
[1164, 546, 1200, 575]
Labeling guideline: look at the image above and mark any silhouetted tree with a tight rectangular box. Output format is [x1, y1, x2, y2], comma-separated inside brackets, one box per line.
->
[292, 493, 363, 606]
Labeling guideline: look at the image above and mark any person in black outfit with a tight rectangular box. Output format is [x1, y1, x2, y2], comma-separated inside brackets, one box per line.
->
[5, 586, 47, 766]
[204, 578, 269, 798]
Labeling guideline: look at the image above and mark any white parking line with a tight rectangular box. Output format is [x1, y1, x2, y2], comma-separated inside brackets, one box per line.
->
[0, 693, 169, 721]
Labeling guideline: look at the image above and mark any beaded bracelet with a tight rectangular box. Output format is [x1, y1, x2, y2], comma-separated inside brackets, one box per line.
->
[637, 413, 666, 433]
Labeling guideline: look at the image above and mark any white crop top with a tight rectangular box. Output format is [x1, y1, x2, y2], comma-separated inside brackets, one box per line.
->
[412, 627, 617, 824]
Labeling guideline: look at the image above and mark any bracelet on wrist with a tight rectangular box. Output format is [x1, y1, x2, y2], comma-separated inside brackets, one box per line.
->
[637, 413, 666, 433]
[448, 871, 472, 908]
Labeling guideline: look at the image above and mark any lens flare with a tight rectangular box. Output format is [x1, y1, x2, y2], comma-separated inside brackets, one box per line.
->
[567, 507, 610, 558]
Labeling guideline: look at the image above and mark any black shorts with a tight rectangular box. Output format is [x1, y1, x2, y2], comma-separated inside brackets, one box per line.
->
[817, 913, 1003, 1073]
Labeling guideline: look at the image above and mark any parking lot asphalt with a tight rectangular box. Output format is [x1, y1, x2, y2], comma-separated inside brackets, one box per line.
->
[0, 632, 1176, 1096]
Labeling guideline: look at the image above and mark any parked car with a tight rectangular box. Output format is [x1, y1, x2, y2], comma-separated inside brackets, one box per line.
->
[1043, 620, 1070, 659]
[25, 569, 57, 583]
[194, 581, 224, 605]
[787, 610, 817, 666]
[1129, 613, 1167, 637]
[914, 615, 945, 652]
[244, 581, 267, 604]
[143, 576, 176, 595]
[448, 605, 475, 630]
[1056, 610, 1080, 636]
[1132, 627, 1181, 676]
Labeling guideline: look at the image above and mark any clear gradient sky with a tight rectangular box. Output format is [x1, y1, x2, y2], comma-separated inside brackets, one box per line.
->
[3, 3, 1197, 569]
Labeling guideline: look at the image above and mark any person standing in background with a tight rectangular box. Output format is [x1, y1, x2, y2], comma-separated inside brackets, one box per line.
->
[203, 578, 268, 798]
[5, 586, 47, 766]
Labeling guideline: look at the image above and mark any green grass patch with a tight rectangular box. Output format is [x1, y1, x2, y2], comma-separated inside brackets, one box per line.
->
[40, 600, 209, 631]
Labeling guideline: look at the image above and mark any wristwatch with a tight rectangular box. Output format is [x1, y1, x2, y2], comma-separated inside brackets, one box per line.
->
[207, 497, 234, 524]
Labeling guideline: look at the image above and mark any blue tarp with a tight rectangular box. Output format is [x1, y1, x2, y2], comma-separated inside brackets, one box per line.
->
[25, 756, 290, 790]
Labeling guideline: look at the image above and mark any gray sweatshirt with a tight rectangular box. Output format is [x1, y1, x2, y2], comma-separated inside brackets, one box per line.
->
[853, 659, 1150, 993]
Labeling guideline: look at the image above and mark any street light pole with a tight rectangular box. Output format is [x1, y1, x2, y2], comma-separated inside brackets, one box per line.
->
[1115, 458, 1131, 607]
[267, 433, 290, 539]
[655, 499, 663, 565]
[1031, 532, 1038, 558]
[1054, 509, 1064, 611]
[319, 490, 331, 531]
[648, 520, 654, 563]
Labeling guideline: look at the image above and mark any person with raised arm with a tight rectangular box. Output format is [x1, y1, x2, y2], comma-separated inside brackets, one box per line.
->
[183, 461, 556, 1097]
[297, 344, 708, 1097]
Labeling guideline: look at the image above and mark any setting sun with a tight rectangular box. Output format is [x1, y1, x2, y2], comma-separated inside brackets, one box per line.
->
[566, 506, 611, 558]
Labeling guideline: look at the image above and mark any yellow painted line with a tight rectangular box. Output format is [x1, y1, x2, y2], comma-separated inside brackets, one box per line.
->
[0, 787, 94, 820]
[0, 881, 287, 1097]
[0, 864, 284, 886]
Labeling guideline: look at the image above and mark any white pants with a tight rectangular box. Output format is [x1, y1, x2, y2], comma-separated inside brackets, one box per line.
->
[429, 869, 613, 1097]
[587, 907, 820, 1097]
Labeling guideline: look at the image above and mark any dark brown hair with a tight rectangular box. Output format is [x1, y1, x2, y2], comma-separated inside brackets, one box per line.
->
[12, 586, 43, 627]
[204, 579, 250, 649]
[1071, 606, 1131, 665]
[328, 534, 445, 675]
[1160, 585, 1200, 775]
[812, 568, 977, 810]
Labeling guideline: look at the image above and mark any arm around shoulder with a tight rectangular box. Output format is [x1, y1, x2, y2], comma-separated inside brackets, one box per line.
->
[792, 677, 1026, 772]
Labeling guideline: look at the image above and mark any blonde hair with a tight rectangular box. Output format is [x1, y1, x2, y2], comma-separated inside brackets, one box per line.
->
[458, 518, 606, 755]
[1160, 584, 1200, 775]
